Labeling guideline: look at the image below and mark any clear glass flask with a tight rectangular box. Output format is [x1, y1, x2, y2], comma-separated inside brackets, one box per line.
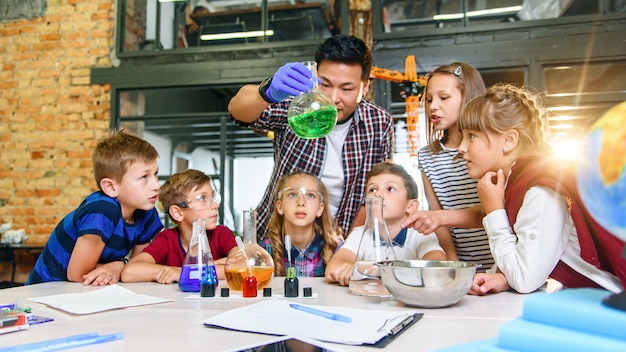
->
[224, 210, 275, 291]
[349, 197, 397, 297]
[287, 61, 338, 139]
[179, 218, 218, 292]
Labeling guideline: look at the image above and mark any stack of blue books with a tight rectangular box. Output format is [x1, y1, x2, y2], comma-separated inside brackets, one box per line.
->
[438, 288, 626, 352]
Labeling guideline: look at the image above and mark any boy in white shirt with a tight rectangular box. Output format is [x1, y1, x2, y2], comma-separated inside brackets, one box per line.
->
[325, 161, 446, 286]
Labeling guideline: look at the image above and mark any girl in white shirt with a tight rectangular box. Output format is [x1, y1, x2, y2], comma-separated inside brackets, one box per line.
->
[457, 83, 625, 295]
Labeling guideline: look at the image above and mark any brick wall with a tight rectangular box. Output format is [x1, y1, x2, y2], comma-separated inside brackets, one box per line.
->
[0, 0, 115, 282]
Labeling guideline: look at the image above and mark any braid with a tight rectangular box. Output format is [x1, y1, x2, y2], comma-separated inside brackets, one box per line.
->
[482, 83, 551, 156]
[509, 85, 550, 155]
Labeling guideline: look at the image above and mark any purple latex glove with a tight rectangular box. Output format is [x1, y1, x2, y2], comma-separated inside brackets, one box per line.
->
[266, 62, 316, 103]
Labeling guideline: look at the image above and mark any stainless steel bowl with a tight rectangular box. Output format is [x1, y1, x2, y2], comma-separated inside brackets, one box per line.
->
[376, 260, 481, 308]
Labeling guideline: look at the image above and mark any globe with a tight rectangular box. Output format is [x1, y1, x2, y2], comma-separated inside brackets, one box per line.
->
[577, 101, 626, 311]
[577, 101, 626, 241]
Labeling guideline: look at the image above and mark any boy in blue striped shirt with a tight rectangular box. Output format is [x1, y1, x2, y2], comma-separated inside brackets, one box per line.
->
[26, 130, 163, 286]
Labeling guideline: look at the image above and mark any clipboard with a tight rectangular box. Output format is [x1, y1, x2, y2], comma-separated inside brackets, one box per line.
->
[203, 299, 423, 348]
[371, 312, 422, 348]
[219, 335, 348, 352]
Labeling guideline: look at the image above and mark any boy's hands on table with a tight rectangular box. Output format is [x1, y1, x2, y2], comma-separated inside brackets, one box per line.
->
[325, 263, 353, 286]
[82, 261, 125, 286]
[154, 267, 182, 284]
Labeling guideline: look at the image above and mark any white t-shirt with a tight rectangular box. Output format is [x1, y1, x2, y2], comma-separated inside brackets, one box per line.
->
[320, 119, 350, 218]
[343, 226, 443, 260]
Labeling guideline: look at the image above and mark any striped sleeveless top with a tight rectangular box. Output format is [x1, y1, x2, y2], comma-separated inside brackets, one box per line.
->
[418, 143, 494, 271]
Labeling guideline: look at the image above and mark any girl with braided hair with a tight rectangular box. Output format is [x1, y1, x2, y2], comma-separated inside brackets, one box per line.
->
[260, 172, 343, 277]
[458, 83, 625, 295]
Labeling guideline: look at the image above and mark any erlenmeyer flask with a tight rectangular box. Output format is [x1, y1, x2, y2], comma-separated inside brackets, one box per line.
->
[287, 61, 338, 139]
[179, 218, 218, 292]
[349, 197, 396, 297]
[224, 210, 275, 291]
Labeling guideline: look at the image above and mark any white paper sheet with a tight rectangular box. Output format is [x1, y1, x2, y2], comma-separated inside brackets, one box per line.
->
[203, 299, 418, 345]
[29, 284, 172, 314]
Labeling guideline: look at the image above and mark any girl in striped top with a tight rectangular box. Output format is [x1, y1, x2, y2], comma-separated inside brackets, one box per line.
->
[405, 62, 494, 271]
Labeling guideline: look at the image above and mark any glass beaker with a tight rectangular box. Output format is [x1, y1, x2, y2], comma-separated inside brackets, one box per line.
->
[224, 210, 275, 291]
[179, 218, 218, 292]
[287, 61, 338, 139]
[349, 197, 397, 297]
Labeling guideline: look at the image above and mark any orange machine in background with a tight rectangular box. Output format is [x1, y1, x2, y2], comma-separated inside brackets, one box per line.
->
[371, 55, 427, 156]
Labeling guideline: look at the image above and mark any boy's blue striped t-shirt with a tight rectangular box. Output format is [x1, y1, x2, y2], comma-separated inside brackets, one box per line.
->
[26, 191, 163, 284]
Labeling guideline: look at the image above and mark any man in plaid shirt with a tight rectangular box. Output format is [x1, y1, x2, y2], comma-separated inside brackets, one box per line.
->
[229, 35, 394, 240]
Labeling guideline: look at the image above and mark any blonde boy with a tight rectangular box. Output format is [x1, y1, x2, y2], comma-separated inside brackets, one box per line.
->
[26, 130, 163, 286]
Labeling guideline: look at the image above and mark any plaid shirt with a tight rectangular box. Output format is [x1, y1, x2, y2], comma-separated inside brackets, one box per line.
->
[233, 97, 394, 240]
[261, 232, 343, 277]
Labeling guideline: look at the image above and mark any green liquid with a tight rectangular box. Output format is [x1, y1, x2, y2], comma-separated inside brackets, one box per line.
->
[288, 107, 338, 139]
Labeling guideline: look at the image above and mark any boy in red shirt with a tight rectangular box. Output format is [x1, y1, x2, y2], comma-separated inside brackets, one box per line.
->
[122, 169, 237, 283]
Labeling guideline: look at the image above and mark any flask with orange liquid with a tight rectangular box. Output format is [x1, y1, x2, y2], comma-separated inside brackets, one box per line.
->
[225, 210, 274, 292]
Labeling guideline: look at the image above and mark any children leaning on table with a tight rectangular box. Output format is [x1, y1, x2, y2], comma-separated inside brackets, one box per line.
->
[457, 83, 625, 295]
[260, 171, 343, 277]
[26, 129, 164, 286]
[325, 161, 447, 286]
[121, 169, 238, 283]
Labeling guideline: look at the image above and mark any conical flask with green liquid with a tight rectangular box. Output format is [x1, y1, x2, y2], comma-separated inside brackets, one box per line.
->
[287, 61, 338, 139]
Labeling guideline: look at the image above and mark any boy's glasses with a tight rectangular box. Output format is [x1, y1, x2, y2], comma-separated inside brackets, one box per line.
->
[175, 193, 220, 210]
[278, 186, 323, 203]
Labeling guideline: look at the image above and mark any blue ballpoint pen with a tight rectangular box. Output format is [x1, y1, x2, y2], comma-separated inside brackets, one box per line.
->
[1, 332, 124, 352]
[289, 303, 352, 323]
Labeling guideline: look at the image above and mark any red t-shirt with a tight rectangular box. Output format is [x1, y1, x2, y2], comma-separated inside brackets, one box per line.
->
[142, 225, 236, 266]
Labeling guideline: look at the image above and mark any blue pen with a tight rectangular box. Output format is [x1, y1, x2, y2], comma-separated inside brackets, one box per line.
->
[0, 333, 98, 352]
[289, 303, 352, 323]
[1, 332, 123, 352]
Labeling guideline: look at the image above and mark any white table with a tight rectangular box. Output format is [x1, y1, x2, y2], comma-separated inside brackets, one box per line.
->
[0, 278, 529, 351]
